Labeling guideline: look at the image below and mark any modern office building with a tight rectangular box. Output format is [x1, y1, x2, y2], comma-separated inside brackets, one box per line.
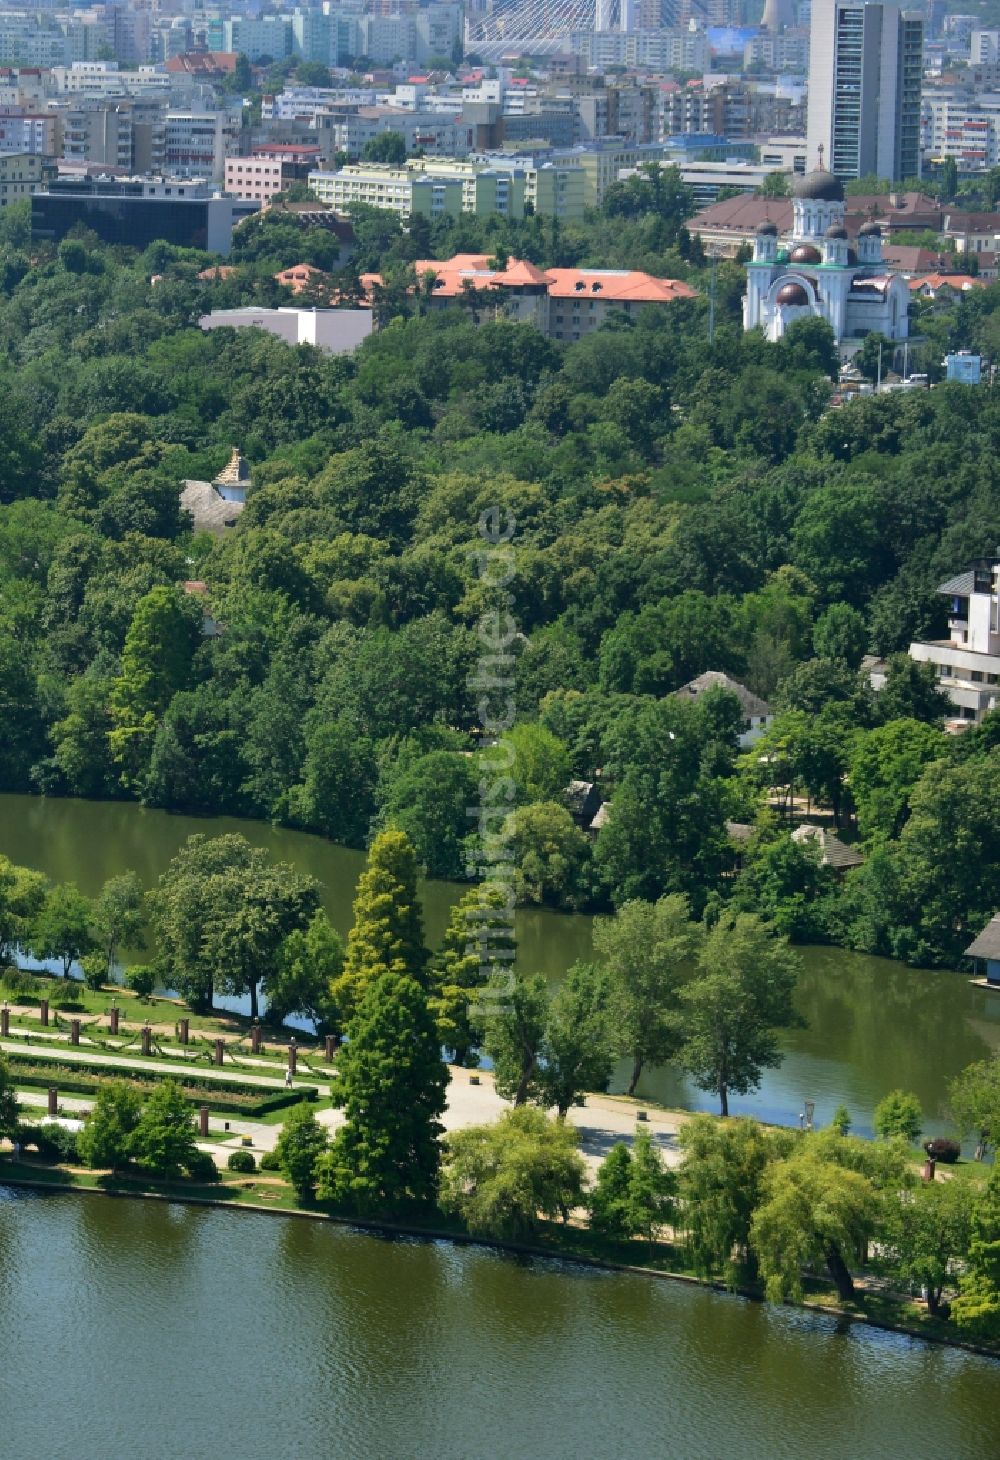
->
[31, 178, 257, 254]
[807, 0, 924, 182]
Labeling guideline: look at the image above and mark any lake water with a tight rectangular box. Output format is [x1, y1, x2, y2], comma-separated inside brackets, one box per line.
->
[0, 1189, 997, 1460]
[2, 793, 999, 1136]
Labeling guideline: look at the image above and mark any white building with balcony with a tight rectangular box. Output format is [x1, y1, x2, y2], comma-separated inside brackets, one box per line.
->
[909, 558, 1000, 724]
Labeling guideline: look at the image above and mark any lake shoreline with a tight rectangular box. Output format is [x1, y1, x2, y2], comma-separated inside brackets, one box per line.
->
[4, 1166, 998, 1365]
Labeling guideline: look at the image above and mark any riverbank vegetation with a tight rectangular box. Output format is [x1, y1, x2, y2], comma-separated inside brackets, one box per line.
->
[3, 205, 1000, 966]
[6, 829, 1000, 1350]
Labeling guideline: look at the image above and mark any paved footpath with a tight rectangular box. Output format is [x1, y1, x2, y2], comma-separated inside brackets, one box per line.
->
[13, 1053, 690, 1174]
[0, 1038, 329, 1095]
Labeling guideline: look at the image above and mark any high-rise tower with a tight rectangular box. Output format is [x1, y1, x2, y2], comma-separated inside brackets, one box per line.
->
[807, 0, 923, 182]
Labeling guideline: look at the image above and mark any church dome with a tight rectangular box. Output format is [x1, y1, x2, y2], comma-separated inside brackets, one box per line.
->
[792, 169, 845, 202]
[859, 220, 882, 237]
[788, 243, 822, 264]
[824, 223, 848, 239]
[775, 282, 810, 306]
[756, 220, 778, 236]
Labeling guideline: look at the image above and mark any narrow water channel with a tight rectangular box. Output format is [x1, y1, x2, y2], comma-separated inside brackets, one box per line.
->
[2, 793, 998, 1134]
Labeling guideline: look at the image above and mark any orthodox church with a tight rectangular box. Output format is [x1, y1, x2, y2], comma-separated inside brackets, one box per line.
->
[742, 160, 910, 354]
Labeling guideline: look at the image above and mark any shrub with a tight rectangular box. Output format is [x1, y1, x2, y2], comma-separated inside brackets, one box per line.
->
[227, 1148, 256, 1173]
[873, 1089, 923, 1144]
[259, 1149, 281, 1171]
[186, 1150, 219, 1182]
[49, 987, 85, 1011]
[18, 1122, 79, 1162]
[126, 964, 156, 1000]
[923, 1137, 961, 1165]
[1, 968, 40, 1000]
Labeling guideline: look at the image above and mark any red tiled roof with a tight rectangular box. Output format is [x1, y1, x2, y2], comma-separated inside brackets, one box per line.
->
[545, 268, 696, 301]
[410, 255, 697, 304]
[907, 273, 985, 293]
[197, 265, 238, 280]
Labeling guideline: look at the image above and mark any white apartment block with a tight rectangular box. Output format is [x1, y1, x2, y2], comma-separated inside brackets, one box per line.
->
[48, 62, 173, 97]
[570, 26, 710, 70]
[922, 92, 1000, 170]
[165, 111, 241, 181]
[910, 559, 1000, 724]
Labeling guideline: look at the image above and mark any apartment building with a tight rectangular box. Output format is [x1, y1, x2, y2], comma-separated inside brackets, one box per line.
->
[165, 111, 241, 181]
[308, 159, 525, 219]
[0, 151, 54, 208]
[910, 558, 1000, 724]
[225, 144, 323, 204]
[0, 109, 60, 155]
[923, 91, 1000, 171]
[59, 98, 166, 175]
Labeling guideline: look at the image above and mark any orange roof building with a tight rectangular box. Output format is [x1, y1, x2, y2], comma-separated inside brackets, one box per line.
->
[405, 254, 697, 340]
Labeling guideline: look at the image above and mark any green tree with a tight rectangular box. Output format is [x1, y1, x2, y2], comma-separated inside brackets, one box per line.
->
[274, 1102, 329, 1201]
[848, 719, 945, 844]
[751, 1148, 880, 1302]
[678, 913, 801, 1116]
[830, 1103, 852, 1136]
[109, 585, 200, 789]
[267, 911, 343, 1031]
[287, 716, 378, 846]
[30, 882, 95, 978]
[0, 1053, 18, 1140]
[80, 950, 107, 993]
[90, 871, 143, 978]
[948, 1056, 1000, 1160]
[428, 883, 514, 1065]
[503, 800, 591, 909]
[376, 750, 476, 880]
[333, 829, 428, 1024]
[439, 1106, 586, 1239]
[537, 961, 616, 1117]
[362, 131, 407, 165]
[77, 1079, 142, 1172]
[881, 1178, 974, 1317]
[482, 972, 549, 1107]
[624, 1127, 676, 1247]
[129, 1080, 198, 1179]
[873, 1088, 923, 1143]
[677, 1114, 790, 1285]
[500, 721, 572, 805]
[952, 1165, 1000, 1338]
[812, 603, 868, 667]
[595, 894, 700, 1096]
[589, 1141, 634, 1237]
[0, 856, 47, 964]
[149, 834, 319, 1018]
[317, 971, 447, 1213]
[126, 963, 156, 1000]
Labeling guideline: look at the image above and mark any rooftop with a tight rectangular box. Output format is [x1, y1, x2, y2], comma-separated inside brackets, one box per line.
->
[966, 915, 1000, 961]
[673, 670, 771, 718]
[790, 823, 864, 870]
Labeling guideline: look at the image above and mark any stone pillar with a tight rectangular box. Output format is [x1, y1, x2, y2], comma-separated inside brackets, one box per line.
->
[39, 999, 48, 1027]
[70, 1018, 81, 1046]
[324, 1034, 337, 1062]
[199, 1105, 209, 1138]
[178, 1017, 189, 1045]
[287, 1040, 297, 1076]
[109, 1006, 119, 1035]
[0, 1004, 8, 1037]
[922, 1158, 936, 1183]
[250, 1022, 262, 1054]
[47, 1086, 57, 1116]
[141, 1023, 152, 1056]
[214, 1038, 225, 1067]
